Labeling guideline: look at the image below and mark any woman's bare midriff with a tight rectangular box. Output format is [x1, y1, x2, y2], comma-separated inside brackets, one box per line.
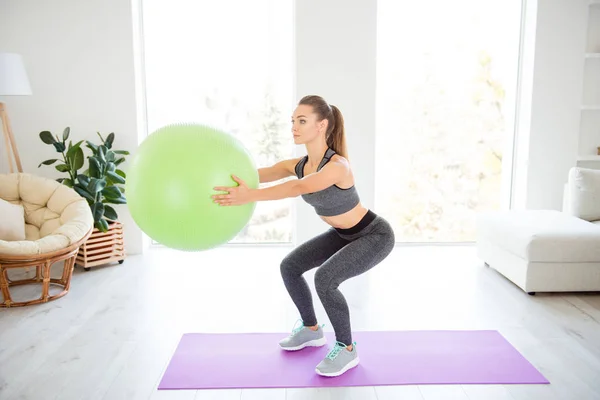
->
[319, 203, 370, 229]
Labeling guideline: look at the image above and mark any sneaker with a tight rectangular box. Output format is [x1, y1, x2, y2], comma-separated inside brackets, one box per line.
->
[315, 341, 359, 377]
[278, 320, 327, 351]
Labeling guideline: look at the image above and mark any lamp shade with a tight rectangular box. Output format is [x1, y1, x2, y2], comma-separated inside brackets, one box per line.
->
[0, 53, 32, 96]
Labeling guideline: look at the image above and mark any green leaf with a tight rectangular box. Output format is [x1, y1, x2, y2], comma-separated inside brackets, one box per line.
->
[104, 205, 118, 221]
[74, 185, 95, 202]
[39, 131, 56, 144]
[38, 159, 59, 167]
[56, 178, 65, 183]
[102, 185, 127, 204]
[106, 170, 125, 184]
[91, 202, 105, 222]
[113, 150, 130, 155]
[98, 145, 107, 163]
[53, 142, 66, 152]
[105, 132, 115, 149]
[103, 196, 127, 205]
[55, 164, 70, 172]
[116, 169, 126, 178]
[106, 151, 116, 163]
[77, 174, 90, 187]
[86, 141, 99, 154]
[69, 147, 84, 171]
[88, 177, 107, 194]
[63, 178, 74, 188]
[96, 131, 105, 143]
[89, 157, 102, 178]
[115, 158, 126, 166]
[66, 141, 82, 170]
[66, 140, 84, 159]
[62, 127, 70, 141]
[106, 162, 116, 172]
[102, 186, 122, 198]
[95, 218, 109, 232]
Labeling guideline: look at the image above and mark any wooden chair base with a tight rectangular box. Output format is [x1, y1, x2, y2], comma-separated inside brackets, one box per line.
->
[0, 252, 77, 308]
[0, 228, 92, 308]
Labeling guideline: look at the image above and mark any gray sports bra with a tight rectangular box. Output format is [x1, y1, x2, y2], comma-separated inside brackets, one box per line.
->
[294, 148, 361, 216]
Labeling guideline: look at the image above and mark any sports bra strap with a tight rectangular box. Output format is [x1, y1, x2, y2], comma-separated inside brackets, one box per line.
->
[294, 148, 336, 178]
[295, 156, 308, 178]
[317, 148, 336, 171]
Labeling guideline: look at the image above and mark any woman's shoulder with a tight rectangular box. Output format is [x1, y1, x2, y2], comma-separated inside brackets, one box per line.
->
[327, 154, 352, 179]
[330, 153, 350, 168]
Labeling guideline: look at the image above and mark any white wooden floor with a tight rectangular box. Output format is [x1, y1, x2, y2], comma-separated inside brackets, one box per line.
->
[1, 244, 599, 400]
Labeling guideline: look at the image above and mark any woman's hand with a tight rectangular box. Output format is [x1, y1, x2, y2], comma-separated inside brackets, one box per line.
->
[212, 175, 253, 206]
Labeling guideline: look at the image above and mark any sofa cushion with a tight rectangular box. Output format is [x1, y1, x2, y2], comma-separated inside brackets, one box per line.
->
[477, 210, 600, 263]
[0, 173, 93, 256]
[568, 167, 600, 222]
[0, 198, 26, 241]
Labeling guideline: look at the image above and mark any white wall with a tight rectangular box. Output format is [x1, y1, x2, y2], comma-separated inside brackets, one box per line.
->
[0, 0, 591, 252]
[0, 0, 145, 254]
[293, 0, 376, 243]
[512, 0, 589, 210]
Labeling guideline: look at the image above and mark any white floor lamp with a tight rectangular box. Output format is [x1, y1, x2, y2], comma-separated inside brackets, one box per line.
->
[0, 53, 32, 173]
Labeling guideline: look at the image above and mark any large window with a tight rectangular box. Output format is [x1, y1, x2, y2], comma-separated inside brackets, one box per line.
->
[375, 0, 523, 242]
[141, 0, 294, 243]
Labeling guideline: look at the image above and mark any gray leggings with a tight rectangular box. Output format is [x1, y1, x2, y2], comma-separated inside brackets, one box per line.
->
[280, 210, 395, 346]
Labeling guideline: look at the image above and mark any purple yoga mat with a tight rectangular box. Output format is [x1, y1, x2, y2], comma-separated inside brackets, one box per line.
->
[158, 330, 549, 389]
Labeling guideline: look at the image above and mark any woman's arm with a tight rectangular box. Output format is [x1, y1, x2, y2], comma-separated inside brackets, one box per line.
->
[212, 158, 348, 206]
[254, 160, 347, 200]
[258, 158, 303, 183]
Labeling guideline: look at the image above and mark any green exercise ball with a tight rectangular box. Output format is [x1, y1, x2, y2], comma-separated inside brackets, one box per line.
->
[126, 123, 258, 251]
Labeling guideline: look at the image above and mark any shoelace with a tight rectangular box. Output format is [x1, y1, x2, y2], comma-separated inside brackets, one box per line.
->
[291, 319, 305, 335]
[326, 342, 346, 360]
[326, 341, 357, 360]
[290, 319, 326, 336]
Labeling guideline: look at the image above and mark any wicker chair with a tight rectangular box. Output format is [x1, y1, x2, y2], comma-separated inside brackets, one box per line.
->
[0, 173, 94, 307]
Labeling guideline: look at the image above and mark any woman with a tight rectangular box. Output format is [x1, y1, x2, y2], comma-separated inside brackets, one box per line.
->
[212, 95, 395, 377]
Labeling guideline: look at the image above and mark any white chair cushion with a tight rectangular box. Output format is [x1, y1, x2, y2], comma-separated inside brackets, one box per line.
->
[0, 198, 26, 241]
[478, 210, 600, 263]
[0, 173, 93, 256]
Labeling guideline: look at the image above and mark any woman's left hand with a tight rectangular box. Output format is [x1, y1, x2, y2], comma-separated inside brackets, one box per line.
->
[212, 175, 253, 206]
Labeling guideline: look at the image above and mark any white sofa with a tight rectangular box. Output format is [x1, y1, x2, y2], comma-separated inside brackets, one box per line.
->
[476, 167, 600, 295]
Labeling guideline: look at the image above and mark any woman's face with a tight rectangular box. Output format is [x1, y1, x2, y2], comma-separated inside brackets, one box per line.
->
[291, 105, 326, 145]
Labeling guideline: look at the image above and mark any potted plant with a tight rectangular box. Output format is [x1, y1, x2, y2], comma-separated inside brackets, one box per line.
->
[38, 127, 129, 270]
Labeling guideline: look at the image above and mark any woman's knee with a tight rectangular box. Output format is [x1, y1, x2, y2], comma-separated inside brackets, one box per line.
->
[280, 254, 300, 277]
[376, 219, 395, 256]
[314, 269, 334, 297]
[378, 217, 395, 241]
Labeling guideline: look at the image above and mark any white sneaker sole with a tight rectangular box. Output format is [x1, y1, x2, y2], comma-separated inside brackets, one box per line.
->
[315, 357, 360, 377]
[279, 336, 327, 351]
